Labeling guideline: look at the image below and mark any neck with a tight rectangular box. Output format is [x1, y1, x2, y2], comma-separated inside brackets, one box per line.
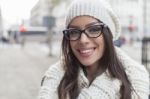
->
[86, 66, 103, 83]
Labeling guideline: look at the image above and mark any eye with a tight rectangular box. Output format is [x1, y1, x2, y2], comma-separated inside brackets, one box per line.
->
[69, 29, 80, 35]
[63, 28, 81, 40]
[66, 29, 80, 39]
[87, 25, 102, 33]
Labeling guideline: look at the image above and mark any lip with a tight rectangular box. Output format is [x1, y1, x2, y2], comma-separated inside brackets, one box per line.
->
[77, 47, 96, 57]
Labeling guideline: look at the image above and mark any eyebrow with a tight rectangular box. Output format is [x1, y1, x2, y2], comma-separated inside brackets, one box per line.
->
[68, 22, 101, 29]
[68, 25, 79, 29]
[86, 22, 101, 27]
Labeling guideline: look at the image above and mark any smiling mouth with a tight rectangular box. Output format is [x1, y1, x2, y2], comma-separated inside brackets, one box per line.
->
[77, 47, 96, 57]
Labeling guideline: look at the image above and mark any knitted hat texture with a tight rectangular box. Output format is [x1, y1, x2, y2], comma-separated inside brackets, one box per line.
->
[65, 0, 121, 40]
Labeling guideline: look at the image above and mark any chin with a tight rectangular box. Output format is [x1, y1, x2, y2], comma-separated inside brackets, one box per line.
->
[79, 61, 94, 67]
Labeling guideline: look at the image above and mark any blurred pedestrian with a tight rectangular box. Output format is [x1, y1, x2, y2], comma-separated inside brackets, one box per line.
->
[39, 0, 149, 99]
[114, 35, 126, 47]
[1, 31, 9, 43]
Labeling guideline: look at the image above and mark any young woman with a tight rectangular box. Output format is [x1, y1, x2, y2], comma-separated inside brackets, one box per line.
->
[39, 0, 149, 99]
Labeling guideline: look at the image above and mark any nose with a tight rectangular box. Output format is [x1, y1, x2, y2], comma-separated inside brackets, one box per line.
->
[79, 33, 90, 43]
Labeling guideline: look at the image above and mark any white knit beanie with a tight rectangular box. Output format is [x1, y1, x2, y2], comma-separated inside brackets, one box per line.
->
[65, 0, 121, 40]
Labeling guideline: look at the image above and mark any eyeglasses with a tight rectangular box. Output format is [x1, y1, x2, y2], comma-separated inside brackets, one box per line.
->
[63, 23, 106, 41]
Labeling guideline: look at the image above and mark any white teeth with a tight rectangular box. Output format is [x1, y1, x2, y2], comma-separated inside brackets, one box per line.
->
[79, 49, 93, 54]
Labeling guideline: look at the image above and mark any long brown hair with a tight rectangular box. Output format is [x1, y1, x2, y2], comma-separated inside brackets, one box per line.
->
[58, 24, 132, 99]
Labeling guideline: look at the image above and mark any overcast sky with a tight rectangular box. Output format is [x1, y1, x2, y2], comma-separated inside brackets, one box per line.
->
[0, 0, 39, 25]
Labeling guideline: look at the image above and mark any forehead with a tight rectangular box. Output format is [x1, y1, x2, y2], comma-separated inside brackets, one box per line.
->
[69, 16, 100, 28]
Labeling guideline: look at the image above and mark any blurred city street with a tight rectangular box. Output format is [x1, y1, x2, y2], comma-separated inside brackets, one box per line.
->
[0, 40, 146, 99]
[0, 41, 61, 99]
[0, 0, 150, 99]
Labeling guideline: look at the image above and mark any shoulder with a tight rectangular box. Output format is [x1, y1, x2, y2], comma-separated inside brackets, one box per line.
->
[115, 47, 149, 78]
[115, 47, 149, 98]
[39, 60, 65, 99]
[115, 47, 149, 75]
[44, 60, 65, 78]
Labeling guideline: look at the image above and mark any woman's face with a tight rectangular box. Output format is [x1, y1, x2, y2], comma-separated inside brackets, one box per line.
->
[69, 16, 105, 68]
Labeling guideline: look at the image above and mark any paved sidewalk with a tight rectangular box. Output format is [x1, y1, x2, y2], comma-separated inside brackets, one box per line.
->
[0, 43, 59, 99]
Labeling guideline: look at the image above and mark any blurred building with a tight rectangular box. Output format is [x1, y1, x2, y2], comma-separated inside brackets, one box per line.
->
[30, 0, 71, 41]
[108, 0, 140, 41]
[0, 7, 3, 37]
[30, 0, 53, 27]
[51, 0, 71, 34]
[30, 0, 150, 38]
[108, 0, 150, 39]
[142, 0, 150, 37]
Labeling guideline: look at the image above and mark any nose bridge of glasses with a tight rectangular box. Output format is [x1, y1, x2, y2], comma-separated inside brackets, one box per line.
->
[79, 30, 90, 41]
[80, 29, 89, 37]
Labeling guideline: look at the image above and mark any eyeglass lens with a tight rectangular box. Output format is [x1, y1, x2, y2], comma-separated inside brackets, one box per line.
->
[63, 25, 103, 41]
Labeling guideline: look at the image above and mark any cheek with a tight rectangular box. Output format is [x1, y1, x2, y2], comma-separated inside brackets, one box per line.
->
[101, 38, 105, 50]
[96, 37, 105, 56]
[100, 43, 105, 57]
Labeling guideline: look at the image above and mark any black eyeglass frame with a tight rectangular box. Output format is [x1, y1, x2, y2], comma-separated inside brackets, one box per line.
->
[63, 23, 107, 41]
